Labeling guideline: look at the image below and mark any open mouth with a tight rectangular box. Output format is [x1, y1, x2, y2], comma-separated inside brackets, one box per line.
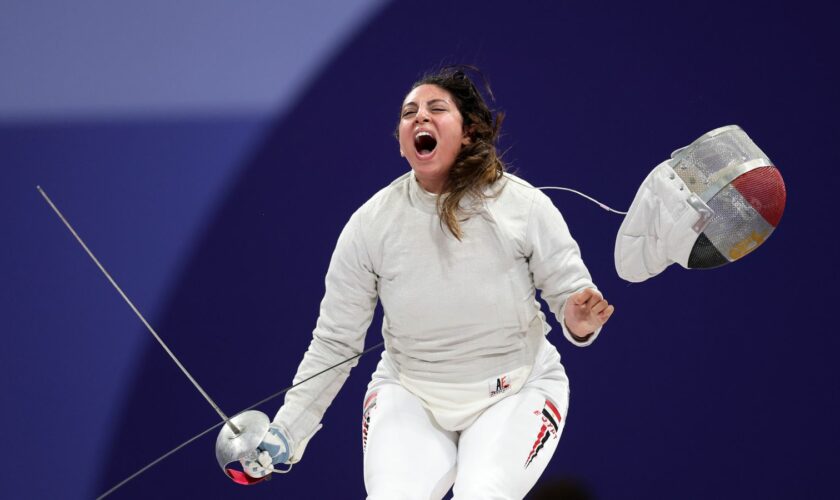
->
[414, 131, 437, 156]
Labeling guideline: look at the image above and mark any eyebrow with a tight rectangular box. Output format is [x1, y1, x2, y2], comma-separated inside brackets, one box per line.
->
[401, 98, 451, 110]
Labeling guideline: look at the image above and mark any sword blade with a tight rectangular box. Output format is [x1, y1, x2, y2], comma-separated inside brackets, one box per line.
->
[37, 185, 240, 434]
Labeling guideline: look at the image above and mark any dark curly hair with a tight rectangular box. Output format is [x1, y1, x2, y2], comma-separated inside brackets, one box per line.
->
[398, 65, 506, 239]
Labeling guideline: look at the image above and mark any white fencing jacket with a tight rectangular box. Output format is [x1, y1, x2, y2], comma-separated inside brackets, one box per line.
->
[276, 172, 600, 449]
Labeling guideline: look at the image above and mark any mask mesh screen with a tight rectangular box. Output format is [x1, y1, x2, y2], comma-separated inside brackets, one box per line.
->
[731, 166, 786, 227]
[671, 127, 769, 196]
[687, 233, 728, 269]
[693, 167, 784, 264]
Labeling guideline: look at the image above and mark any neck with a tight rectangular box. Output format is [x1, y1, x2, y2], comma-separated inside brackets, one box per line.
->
[415, 174, 446, 194]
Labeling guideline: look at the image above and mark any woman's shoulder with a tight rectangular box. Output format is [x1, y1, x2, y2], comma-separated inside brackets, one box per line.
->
[500, 172, 536, 191]
[491, 172, 543, 205]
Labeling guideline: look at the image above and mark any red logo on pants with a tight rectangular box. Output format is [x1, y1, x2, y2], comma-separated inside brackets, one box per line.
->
[525, 399, 561, 468]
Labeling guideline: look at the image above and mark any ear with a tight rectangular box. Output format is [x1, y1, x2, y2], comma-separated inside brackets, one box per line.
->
[400, 149, 405, 157]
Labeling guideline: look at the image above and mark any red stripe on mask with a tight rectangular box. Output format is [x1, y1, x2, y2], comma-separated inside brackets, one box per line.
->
[731, 166, 786, 227]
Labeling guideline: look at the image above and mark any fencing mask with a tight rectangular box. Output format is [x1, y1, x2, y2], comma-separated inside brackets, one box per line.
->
[614, 125, 786, 283]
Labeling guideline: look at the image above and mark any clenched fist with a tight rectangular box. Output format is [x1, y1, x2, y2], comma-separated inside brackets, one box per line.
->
[564, 288, 614, 340]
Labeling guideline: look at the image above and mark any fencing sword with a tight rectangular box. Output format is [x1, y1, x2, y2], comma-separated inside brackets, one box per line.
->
[37, 185, 241, 434]
[98, 341, 383, 499]
[37, 186, 384, 498]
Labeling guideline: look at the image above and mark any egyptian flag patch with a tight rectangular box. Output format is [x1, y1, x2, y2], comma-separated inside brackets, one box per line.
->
[362, 391, 378, 453]
[525, 399, 562, 468]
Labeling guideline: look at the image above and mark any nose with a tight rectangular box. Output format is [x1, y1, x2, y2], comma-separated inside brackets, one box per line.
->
[415, 108, 430, 123]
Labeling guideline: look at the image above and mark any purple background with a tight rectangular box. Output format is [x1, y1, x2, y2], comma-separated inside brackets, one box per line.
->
[2, 1, 837, 498]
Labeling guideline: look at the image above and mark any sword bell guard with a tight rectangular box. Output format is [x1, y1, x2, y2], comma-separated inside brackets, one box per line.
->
[215, 410, 271, 485]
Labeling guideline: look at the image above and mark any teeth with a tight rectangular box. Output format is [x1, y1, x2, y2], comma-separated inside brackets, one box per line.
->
[414, 130, 436, 156]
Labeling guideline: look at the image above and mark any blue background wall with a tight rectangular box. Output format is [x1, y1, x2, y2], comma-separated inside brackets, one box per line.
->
[2, 1, 837, 498]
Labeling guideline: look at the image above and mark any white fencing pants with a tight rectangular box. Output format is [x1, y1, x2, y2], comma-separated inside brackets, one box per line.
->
[363, 340, 569, 500]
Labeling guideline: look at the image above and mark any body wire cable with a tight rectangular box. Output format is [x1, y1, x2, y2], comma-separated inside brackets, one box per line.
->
[536, 186, 628, 215]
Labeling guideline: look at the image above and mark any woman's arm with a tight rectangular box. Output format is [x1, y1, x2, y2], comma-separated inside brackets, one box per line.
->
[273, 209, 379, 458]
[526, 191, 611, 346]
